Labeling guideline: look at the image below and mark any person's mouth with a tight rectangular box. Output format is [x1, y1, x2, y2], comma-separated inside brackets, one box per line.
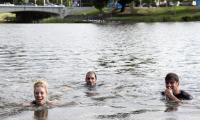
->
[87, 82, 92, 85]
[37, 98, 43, 102]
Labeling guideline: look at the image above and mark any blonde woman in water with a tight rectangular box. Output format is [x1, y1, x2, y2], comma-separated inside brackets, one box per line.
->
[24, 80, 55, 107]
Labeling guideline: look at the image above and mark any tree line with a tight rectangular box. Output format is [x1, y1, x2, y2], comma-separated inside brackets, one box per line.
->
[1, 0, 194, 13]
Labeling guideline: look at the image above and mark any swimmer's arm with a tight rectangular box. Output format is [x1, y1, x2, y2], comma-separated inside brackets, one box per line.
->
[46, 99, 61, 106]
[165, 89, 181, 103]
[167, 94, 181, 103]
[21, 102, 33, 107]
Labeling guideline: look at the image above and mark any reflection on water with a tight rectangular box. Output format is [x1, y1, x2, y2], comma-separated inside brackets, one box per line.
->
[34, 109, 48, 120]
[0, 23, 200, 120]
[97, 109, 158, 119]
[164, 103, 179, 112]
[85, 91, 99, 97]
[0, 102, 23, 118]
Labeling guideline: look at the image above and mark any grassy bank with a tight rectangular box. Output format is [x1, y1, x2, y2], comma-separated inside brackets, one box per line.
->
[0, 13, 15, 23]
[2, 6, 200, 23]
[40, 8, 100, 23]
[41, 6, 200, 23]
[109, 6, 200, 22]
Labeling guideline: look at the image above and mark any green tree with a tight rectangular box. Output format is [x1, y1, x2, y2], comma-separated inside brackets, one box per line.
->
[118, 0, 133, 12]
[142, 0, 152, 6]
[0, 0, 13, 4]
[13, 0, 26, 4]
[93, 0, 109, 13]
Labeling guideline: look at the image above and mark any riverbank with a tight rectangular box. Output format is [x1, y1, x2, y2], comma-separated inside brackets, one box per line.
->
[1, 6, 200, 23]
[41, 6, 200, 23]
[0, 13, 15, 23]
[109, 6, 200, 23]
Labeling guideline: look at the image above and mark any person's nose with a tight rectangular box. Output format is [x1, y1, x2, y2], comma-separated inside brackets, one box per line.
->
[37, 93, 42, 97]
[166, 83, 171, 88]
[89, 79, 93, 82]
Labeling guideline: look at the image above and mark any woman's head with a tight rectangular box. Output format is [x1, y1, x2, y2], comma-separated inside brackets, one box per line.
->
[85, 71, 97, 86]
[33, 80, 48, 106]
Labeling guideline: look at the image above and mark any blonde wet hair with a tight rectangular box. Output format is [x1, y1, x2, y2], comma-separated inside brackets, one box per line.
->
[33, 80, 48, 94]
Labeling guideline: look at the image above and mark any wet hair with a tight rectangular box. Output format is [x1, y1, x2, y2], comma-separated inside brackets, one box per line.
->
[34, 80, 48, 94]
[165, 73, 179, 83]
[86, 71, 97, 80]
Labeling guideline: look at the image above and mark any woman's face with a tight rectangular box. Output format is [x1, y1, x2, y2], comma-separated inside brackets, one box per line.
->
[34, 86, 47, 106]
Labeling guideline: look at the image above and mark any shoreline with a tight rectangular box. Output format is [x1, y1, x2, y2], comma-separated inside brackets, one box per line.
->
[39, 6, 200, 23]
[1, 6, 200, 23]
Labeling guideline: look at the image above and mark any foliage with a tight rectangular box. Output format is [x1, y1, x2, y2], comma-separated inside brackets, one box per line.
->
[0, 0, 13, 3]
[0, 13, 15, 22]
[118, 0, 134, 12]
[93, 0, 109, 12]
[142, 0, 152, 4]
[13, 0, 25, 4]
[109, 6, 200, 22]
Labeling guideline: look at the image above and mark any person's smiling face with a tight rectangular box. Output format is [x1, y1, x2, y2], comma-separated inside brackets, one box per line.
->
[165, 79, 179, 94]
[34, 86, 47, 106]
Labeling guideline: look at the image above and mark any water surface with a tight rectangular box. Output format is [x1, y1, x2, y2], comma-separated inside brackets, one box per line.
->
[0, 23, 200, 120]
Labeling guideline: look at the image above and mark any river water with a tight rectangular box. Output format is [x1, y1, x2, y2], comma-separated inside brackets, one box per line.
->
[0, 23, 200, 120]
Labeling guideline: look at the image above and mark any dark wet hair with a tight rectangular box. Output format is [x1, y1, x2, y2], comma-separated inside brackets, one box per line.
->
[86, 71, 97, 80]
[165, 73, 179, 83]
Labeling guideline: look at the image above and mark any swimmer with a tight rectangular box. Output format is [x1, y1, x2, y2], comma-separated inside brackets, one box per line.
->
[32, 80, 51, 106]
[85, 71, 97, 87]
[23, 80, 55, 107]
[162, 73, 193, 102]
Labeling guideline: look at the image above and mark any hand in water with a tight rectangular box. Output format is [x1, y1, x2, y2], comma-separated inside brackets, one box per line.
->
[165, 88, 180, 102]
[165, 88, 173, 96]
